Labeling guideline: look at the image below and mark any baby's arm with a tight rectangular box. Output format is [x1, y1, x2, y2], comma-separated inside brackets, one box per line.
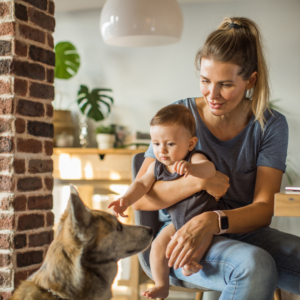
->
[108, 161, 156, 217]
[174, 153, 216, 179]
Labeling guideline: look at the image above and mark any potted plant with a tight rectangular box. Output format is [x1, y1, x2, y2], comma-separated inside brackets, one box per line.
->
[77, 85, 114, 148]
[95, 125, 116, 149]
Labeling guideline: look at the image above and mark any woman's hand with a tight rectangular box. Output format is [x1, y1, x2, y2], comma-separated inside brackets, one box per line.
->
[166, 212, 219, 269]
[202, 171, 230, 200]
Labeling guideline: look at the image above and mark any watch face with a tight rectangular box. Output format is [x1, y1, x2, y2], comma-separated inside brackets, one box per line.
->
[220, 216, 229, 230]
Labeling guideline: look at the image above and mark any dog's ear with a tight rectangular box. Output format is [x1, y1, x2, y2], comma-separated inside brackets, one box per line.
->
[68, 185, 92, 232]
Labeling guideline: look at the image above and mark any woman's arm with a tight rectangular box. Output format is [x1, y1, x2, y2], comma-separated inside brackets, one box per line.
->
[132, 157, 230, 211]
[166, 166, 283, 269]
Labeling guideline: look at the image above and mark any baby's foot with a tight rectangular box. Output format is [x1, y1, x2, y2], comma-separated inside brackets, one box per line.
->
[142, 285, 169, 299]
[182, 259, 203, 277]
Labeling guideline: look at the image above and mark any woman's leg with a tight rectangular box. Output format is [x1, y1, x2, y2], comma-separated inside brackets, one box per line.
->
[231, 227, 300, 295]
[142, 223, 176, 299]
[171, 235, 278, 300]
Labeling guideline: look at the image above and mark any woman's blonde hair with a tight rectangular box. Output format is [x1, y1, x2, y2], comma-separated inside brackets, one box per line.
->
[195, 17, 270, 130]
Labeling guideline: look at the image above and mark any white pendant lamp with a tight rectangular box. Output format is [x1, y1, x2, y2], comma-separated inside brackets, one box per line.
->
[100, 0, 183, 47]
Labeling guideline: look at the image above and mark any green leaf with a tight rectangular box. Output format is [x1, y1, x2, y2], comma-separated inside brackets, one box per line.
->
[55, 42, 81, 79]
[77, 85, 113, 122]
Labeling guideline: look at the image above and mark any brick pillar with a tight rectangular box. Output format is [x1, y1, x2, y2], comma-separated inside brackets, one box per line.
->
[0, 0, 55, 298]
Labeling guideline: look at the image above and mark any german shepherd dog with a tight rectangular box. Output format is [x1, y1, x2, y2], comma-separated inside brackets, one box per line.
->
[11, 185, 153, 300]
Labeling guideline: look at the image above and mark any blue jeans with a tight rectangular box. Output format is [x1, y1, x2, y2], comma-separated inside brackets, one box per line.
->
[170, 227, 300, 300]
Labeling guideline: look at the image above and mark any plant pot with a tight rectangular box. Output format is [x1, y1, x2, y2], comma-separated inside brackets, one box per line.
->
[96, 134, 116, 149]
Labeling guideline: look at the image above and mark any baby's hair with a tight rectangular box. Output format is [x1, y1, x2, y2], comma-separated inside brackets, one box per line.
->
[150, 104, 196, 136]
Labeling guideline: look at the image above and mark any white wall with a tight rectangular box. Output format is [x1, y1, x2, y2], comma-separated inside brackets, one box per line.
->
[53, 0, 300, 236]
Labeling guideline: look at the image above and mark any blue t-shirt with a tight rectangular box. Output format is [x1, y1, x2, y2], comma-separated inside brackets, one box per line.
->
[145, 98, 288, 221]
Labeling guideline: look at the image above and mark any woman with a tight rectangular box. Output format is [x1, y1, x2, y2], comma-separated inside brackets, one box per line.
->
[132, 17, 300, 299]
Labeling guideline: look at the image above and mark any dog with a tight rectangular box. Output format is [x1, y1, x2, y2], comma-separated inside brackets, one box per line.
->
[11, 185, 153, 300]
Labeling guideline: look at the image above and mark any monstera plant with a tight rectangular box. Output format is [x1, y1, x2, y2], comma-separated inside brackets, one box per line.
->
[77, 85, 114, 122]
[55, 41, 80, 79]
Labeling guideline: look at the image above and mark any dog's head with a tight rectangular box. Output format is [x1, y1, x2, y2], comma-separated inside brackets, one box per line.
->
[58, 185, 153, 264]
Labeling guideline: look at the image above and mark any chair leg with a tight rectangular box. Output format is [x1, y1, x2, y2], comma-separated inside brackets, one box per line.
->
[273, 289, 282, 300]
[195, 292, 204, 300]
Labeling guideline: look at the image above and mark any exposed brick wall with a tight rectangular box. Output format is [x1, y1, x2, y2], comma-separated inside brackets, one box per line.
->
[0, 0, 55, 295]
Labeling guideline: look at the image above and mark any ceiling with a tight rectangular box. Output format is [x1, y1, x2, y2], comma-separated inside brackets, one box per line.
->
[54, 0, 242, 13]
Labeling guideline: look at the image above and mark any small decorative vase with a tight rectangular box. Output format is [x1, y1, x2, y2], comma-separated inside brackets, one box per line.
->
[79, 114, 89, 147]
[96, 134, 116, 149]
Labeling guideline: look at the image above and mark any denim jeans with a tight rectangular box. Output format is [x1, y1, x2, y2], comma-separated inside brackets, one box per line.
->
[170, 227, 300, 300]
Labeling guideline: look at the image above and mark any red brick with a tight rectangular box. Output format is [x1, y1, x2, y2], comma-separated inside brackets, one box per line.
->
[17, 213, 44, 231]
[0, 213, 14, 229]
[44, 177, 53, 191]
[0, 118, 13, 133]
[46, 211, 54, 226]
[21, 0, 47, 11]
[0, 3, 10, 18]
[0, 40, 11, 56]
[13, 159, 25, 174]
[0, 292, 13, 300]
[0, 59, 12, 75]
[28, 159, 53, 174]
[17, 250, 43, 267]
[0, 233, 12, 250]
[46, 68, 54, 83]
[29, 82, 54, 100]
[17, 138, 42, 153]
[14, 234, 27, 249]
[29, 230, 53, 247]
[0, 271, 11, 288]
[0, 176, 14, 192]
[14, 79, 28, 96]
[29, 45, 55, 66]
[47, 34, 54, 49]
[11, 60, 45, 80]
[0, 98, 13, 115]
[13, 195, 27, 211]
[15, 118, 26, 134]
[0, 157, 11, 172]
[28, 7, 55, 32]
[17, 99, 44, 117]
[17, 177, 42, 192]
[0, 80, 10, 94]
[0, 137, 13, 153]
[44, 141, 53, 156]
[15, 3, 28, 21]
[48, 1, 55, 15]
[0, 196, 12, 210]
[0, 22, 15, 36]
[46, 104, 53, 117]
[14, 270, 27, 288]
[27, 121, 53, 138]
[28, 194, 52, 210]
[19, 23, 45, 44]
[14, 40, 28, 57]
[0, 254, 12, 268]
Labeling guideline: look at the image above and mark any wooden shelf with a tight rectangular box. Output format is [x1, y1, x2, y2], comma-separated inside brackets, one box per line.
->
[53, 147, 145, 155]
[274, 192, 300, 217]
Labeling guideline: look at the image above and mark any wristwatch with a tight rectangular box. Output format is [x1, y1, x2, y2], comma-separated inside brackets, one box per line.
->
[213, 210, 229, 235]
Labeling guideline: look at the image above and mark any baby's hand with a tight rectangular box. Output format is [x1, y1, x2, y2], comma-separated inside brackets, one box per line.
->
[108, 197, 130, 217]
[174, 161, 193, 178]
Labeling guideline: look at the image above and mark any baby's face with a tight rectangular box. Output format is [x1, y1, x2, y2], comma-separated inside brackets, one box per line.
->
[150, 124, 194, 166]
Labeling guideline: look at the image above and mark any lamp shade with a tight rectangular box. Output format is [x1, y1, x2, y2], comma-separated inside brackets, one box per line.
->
[100, 0, 183, 47]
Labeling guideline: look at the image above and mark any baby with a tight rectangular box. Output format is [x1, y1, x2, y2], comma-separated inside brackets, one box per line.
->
[109, 104, 220, 299]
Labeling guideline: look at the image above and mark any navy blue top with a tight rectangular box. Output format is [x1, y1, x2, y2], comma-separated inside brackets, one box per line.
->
[145, 98, 288, 221]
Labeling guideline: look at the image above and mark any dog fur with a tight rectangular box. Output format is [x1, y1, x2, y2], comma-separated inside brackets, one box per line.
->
[11, 185, 153, 300]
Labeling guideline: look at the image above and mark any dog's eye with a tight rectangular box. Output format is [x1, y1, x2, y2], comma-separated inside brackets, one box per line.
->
[117, 223, 123, 231]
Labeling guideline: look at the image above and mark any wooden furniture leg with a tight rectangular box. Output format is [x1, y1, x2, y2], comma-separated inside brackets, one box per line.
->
[273, 288, 282, 300]
[195, 291, 204, 300]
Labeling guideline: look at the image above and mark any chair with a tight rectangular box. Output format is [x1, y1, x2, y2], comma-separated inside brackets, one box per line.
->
[132, 152, 211, 300]
[131, 153, 283, 300]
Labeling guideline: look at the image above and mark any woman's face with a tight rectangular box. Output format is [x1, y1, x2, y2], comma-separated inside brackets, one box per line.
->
[200, 58, 253, 117]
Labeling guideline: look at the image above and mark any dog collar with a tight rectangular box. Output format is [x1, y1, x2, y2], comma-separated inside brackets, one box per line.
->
[47, 289, 69, 300]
